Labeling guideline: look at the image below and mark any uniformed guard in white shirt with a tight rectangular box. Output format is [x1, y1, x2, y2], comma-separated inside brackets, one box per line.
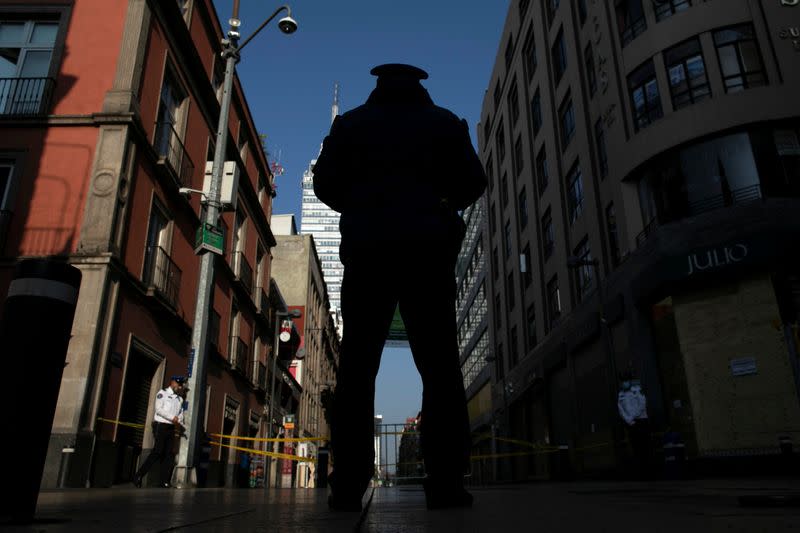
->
[134, 376, 185, 488]
[617, 378, 652, 478]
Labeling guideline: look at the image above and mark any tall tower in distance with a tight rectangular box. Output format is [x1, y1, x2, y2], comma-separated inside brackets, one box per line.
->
[301, 83, 343, 336]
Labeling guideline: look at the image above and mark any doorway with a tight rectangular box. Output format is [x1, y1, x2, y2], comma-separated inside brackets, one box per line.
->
[114, 345, 160, 484]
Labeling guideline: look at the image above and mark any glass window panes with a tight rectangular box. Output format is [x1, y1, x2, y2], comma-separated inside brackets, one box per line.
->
[560, 96, 576, 150]
[713, 24, 766, 93]
[628, 60, 663, 131]
[567, 163, 584, 224]
[654, 0, 691, 22]
[30, 23, 58, 44]
[532, 89, 542, 135]
[0, 22, 25, 43]
[551, 28, 567, 84]
[664, 38, 710, 110]
[537, 148, 548, 196]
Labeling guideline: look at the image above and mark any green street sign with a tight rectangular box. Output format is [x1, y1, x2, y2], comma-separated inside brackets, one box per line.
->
[194, 222, 224, 255]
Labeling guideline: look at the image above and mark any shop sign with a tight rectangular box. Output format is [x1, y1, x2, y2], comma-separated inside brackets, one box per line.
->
[686, 243, 748, 276]
[778, 27, 800, 52]
[730, 357, 758, 376]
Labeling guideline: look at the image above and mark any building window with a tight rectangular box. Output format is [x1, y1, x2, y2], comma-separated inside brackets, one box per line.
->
[526, 303, 537, 349]
[513, 135, 524, 177]
[508, 78, 520, 127]
[628, 60, 663, 131]
[492, 247, 499, 280]
[537, 148, 549, 197]
[493, 81, 502, 111]
[510, 326, 519, 367]
[654, 0, 691, 22]
[505, 35, 515, 70]
[551, 28, 567, 84]
[519, 0, 531, 18]
[496, 343, 505, 379]
[501, 172, 509, 206]
[504, 220, 512, 258]
[531, 89, 542, 135]
[495, 293, 502, 329]
[617, 0, 646, 47]
[713, 24, 767, 94]
[547, 0, 560, 25]
[507, 272, 516, 310]
[496, 118, 506, 161]
[542, 208, 554, 260]
[486, 153, 495, 193]
[664, 38, 710, 110]
[594, 119, 608, 179]
[522, 244, 532, 287]
[547, 275, 561, 331]
[559, 95, 576, 150]
[0, 18, 59, 116]
[489, 202, 497, 234]
[577, 0, 588, 25]
[154, 67, 190, 183]
[573, 237, 594, 302]
[518, 187, 528, 229]
[567, 162, 584, 224]
[0, 158, 15, 253]
[585, 43, 597, 97]
[523, 27, 537, 81]
[483, 116, 492, 147]
[606, 202, 621, 267]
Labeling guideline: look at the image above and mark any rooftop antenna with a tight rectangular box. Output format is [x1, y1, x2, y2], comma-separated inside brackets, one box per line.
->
[331, 82, 340, 124]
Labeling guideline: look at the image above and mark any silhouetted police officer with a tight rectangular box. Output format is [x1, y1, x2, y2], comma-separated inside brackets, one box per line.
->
[313, 64, 486, 511]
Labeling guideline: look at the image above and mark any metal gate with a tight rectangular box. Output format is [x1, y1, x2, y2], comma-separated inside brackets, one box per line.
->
[374, 423, 425, 485]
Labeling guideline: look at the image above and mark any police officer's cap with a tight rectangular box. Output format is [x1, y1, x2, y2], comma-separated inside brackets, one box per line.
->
[171, 375, 187, 385]
[370, 63, 428, 81]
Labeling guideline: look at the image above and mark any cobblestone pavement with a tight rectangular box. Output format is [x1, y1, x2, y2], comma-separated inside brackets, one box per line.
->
[3, 478, 799, 532]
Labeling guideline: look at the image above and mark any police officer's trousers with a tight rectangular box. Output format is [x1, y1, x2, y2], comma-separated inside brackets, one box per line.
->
[137, 422, 176, 485]
[330, 243, 471, 498]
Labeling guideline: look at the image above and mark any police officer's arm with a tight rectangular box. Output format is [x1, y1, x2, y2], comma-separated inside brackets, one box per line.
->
[312, 116, 348, 213]
[445, 118, 487, 211]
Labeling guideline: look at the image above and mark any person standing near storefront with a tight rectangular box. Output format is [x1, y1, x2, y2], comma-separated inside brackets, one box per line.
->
[618, 378, 651, 479]
[134, 376, 185, 488]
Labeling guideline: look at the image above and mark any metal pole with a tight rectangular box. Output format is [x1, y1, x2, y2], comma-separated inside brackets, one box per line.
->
[267, 311, 286, 488]
[174, 16, 240, 489]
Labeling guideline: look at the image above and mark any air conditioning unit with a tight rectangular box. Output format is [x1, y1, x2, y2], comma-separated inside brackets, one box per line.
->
[203, 161, 240, 210]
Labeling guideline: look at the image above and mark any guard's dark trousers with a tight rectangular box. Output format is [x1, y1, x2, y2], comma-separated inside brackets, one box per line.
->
[330, 244, 471, 498]
[136, 422, 176, 485]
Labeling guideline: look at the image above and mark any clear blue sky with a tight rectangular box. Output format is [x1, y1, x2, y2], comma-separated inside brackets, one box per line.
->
[212, 0, 509, 424]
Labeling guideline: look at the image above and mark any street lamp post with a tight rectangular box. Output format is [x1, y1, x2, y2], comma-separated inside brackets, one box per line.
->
[267, 308, 301, 488]
[174, 3, 297, 488]
[567, 256, 620, 469]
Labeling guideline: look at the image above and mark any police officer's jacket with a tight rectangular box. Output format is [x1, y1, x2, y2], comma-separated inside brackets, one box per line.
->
[617, 385, 648, 426]
[153, 387, 184, 426]
[312, 76, 487, 261]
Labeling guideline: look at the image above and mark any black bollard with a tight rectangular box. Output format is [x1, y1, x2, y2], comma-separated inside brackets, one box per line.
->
[316, 447, 330, 488]
[0, 259, 81, 524]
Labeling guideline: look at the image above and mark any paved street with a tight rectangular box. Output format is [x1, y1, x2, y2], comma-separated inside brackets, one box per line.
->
[5, 478, 799, 533]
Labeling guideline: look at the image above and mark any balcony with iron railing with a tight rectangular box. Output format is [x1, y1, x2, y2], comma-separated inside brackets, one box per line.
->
[154, 121, 194, 187]
[0, 77, 56, 117]
[636, 184, 764, 248]
[232, 251, 254, 296]
[228, 335, 249, 377]
[144, 246, 181, 309]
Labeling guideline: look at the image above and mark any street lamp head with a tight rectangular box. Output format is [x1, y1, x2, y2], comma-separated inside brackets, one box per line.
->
[278, 15, 298, 34]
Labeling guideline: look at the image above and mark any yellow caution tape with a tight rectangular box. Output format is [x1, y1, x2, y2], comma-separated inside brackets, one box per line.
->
[210, 433, 329, 443]
[209, 440, 316, 463]
[97, 417, 146, 429]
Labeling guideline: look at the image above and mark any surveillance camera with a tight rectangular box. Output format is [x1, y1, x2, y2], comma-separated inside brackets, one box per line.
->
[278, 16, 298, 34]
[178, 187, 192, 198]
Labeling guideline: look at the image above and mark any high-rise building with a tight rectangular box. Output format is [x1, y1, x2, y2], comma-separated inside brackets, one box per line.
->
[301, 84, 343, 333]
[455, 196, 492, 483]
[481, 0, 800, 480]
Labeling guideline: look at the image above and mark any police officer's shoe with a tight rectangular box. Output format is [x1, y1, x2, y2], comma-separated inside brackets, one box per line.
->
[161, 482, 172, 488]
[133, 475, 142, 488]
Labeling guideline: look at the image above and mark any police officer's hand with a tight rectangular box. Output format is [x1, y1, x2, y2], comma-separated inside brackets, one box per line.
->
[172, 416, 180, 425]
